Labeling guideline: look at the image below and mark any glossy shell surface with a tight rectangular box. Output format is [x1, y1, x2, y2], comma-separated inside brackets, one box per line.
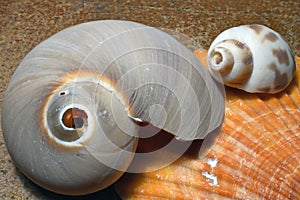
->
[116, 50, 300, 199]
[1, 21, 224, 195]
[207, 24, 296, 94]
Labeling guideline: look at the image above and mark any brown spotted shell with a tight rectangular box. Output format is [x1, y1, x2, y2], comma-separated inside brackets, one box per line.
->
[207, 24, 296, 94]
[115, 50, 300, 199]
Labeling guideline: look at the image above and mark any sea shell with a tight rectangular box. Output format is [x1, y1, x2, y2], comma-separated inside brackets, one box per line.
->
[115, 50, 300, 199]
[207, 24, 296, 94]
[1, 21, 224, 195]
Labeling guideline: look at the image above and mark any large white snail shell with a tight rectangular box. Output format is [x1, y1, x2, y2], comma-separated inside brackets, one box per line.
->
[1, 20, 224, 195]
[207, 24, 296, 93]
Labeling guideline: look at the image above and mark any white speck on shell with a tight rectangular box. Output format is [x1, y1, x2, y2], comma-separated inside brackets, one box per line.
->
[202, 171, 219, 186]
[207, 157, 218, 169]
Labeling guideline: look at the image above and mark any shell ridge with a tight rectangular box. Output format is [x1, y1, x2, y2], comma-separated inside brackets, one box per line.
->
[238, 98, 300, 152]
[271, 96, 300, 129]
[206, 152, 263, 199]
[207, 93, 298, 198]
[227, 102, 300, 199]
[205, 136, 266, 199]
[266, 154, 300, 199]
[276, 94, 300, 123]
[260, 136, 300, 198]
[214, 144, 270, 199]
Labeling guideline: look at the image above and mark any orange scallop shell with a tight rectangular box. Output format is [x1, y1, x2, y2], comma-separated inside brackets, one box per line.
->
[115, 50, 300, 199]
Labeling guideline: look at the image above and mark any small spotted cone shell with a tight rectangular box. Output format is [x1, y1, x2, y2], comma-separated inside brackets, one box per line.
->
[115, 49, 300, 199]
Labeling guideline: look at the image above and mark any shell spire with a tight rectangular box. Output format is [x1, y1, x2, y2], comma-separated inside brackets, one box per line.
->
[208, 39, 253, 86]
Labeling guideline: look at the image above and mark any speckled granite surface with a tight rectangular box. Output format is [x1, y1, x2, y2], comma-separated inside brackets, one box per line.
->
[0, 0, 299, 199]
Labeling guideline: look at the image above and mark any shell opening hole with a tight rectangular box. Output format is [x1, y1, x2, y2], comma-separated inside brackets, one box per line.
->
[62, 108, 88, 129]
[211, 51, 223, 65]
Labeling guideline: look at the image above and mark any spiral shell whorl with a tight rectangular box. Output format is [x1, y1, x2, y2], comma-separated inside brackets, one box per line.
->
[2, 20, 225, 195]
[208, 24, 295, 93]
[3, 68, 139, 195]
[208, 39, 253, 86]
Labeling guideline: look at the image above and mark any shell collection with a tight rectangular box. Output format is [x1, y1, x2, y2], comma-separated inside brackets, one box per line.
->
[207, 24, 295, 94]
[1, 20, 298, 198]
[116, 50, 300, 199]
[1, 20, 224, 195]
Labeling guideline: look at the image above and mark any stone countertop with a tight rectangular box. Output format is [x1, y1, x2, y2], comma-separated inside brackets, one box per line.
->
[0, 0, 299, 199]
